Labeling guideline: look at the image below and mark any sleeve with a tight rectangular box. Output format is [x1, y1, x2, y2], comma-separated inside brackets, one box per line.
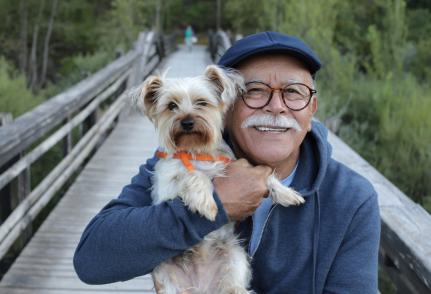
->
[73, 156, 229, 285]
[323, 192, 381, 294]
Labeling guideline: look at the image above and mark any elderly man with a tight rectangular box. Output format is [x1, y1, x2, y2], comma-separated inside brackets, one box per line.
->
[74, 32, 380, 293]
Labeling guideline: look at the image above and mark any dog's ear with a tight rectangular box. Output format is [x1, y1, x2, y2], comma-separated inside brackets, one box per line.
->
[204, 65, 244, 110]
[140, 75, 163, 120]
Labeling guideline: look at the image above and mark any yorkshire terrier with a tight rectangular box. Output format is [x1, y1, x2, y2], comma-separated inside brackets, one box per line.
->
[137, 65, 305, 294]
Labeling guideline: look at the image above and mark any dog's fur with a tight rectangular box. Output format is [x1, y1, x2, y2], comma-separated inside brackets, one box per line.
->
[137, 65, 305, 294]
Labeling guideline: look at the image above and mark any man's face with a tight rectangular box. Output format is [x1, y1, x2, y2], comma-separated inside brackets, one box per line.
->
[227, 54, 317, 177]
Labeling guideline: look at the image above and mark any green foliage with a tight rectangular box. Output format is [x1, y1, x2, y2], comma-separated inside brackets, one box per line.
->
[40, 50, 114, 98]
[0, 57, 43, 117]
[338, 74, 431, 205]
[406, 8, 431, 80]
[365, 0, 407, 77]
[98, 0, 156, 52]
[224, 0, 267, 33]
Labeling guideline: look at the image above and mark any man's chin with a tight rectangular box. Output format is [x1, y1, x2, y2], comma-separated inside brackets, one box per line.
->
[249, 149, 293, 166]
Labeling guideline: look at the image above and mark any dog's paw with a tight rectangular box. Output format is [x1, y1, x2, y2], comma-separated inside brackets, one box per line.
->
[180, 173, 218, 221]
[267, 175, 305, 206]
[192, 191, 218, 221]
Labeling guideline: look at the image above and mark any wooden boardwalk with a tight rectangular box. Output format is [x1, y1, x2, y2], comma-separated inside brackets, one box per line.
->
[0, 45, 211, 294]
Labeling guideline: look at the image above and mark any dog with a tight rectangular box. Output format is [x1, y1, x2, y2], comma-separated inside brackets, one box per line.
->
[137, 65, 305, 294]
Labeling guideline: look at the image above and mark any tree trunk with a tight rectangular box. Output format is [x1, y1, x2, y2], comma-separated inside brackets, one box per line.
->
[216, 0, 221, 30]
[155, 0, 162, 32]
[19, 0, 28, 74]
[40, 0, 58, 88]
[28, 0, 45, 91]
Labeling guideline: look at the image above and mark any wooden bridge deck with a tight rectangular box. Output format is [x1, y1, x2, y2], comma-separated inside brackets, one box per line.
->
[0, 45, 211, 294]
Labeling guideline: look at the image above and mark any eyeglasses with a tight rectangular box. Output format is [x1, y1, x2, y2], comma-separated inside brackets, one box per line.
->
[242, 81, 317, 111]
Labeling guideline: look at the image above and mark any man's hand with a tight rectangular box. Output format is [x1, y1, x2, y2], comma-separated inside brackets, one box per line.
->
[213, 158, 272, 221]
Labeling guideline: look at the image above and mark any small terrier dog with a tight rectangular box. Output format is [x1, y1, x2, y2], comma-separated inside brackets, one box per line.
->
[137, 65, 305, 294]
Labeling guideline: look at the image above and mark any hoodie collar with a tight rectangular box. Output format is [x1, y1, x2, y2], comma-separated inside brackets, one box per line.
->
[291, 120, 330, 197]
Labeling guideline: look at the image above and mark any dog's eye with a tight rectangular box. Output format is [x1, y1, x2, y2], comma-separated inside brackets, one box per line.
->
[168, 102, 178, 110]
[196, 100, 208, 107]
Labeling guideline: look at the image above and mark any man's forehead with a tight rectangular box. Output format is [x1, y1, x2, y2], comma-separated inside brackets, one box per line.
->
[245, 77, 305, 85]
[237, 53, 313, 83]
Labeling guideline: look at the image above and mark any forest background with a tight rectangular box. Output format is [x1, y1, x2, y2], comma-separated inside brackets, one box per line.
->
[0, 0, 430, 291]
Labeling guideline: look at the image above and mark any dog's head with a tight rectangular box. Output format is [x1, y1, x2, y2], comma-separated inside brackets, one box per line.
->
[138, 65, 244, 153]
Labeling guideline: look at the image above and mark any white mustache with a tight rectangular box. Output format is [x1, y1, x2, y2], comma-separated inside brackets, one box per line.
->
[241, 114, 302, 131]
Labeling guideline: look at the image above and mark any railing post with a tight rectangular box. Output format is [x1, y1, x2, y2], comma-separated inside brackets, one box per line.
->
[0, 114, 32, 258]
[63, 116, 73, 156]
[0, 113, 12, 127]
[127, 32, 148, 89]
[0, 114, 14, 221]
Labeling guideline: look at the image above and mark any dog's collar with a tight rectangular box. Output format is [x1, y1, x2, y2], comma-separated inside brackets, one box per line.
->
[155, 150, 231, 172]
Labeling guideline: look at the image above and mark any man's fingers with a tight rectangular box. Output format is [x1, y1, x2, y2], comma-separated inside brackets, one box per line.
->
[231, 158, 251, 167]
[255, 165, 273, 177]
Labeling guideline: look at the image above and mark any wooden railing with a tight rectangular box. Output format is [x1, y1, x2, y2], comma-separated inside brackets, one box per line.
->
[208, 30, 232, 63]
[209, 30, 431, 294]
[0, 31, 176, 261]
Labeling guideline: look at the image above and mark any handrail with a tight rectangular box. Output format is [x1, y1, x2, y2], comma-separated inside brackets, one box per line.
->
[0, 30, 177, 261]
[0, 49, 136, 168]
[208, 30, 431, 293]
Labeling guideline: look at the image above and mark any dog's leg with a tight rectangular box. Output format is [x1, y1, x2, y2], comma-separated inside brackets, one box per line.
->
[152, 264, 181, 294]
[217, 242, 252, 294]
[152, 272, 164, 294]
[179, 171, 218, 221]
[267, 174, 305, 206]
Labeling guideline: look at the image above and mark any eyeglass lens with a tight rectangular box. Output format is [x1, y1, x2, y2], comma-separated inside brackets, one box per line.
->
[244, 82, 312, 110]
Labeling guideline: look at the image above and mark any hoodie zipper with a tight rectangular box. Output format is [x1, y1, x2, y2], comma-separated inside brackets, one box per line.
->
[249, 203, 278, 257]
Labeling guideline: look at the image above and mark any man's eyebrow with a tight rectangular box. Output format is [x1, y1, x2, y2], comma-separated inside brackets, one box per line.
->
[245, 79, 266, 84]
[245, 78, 304, 84]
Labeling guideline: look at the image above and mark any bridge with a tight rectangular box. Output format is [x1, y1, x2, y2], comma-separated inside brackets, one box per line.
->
[0, 31, 430, 294]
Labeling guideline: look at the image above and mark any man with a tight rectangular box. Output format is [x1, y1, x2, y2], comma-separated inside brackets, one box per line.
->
[74, 32, 380, 293]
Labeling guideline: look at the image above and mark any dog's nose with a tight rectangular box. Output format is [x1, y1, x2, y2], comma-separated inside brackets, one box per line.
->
[181, 117, 194, 132]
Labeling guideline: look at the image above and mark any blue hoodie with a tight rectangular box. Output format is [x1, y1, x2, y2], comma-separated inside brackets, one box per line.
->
[73, 121, 380, 293]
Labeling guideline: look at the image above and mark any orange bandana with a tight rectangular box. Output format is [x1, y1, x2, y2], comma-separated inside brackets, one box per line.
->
[155, 150, 231, 172]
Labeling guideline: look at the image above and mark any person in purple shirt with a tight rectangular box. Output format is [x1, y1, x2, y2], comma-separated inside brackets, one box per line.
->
[74, 31, 381, 294]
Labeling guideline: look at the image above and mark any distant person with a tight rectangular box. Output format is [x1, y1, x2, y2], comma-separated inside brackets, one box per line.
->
[184, 25, 194, 51]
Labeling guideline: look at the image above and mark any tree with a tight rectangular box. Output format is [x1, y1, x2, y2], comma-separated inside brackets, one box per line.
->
[40, 0, 59, 87]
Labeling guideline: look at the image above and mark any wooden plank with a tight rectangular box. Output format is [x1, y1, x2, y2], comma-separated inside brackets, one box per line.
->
[0, 289, 155, 294]
[0, 275, 154, 291]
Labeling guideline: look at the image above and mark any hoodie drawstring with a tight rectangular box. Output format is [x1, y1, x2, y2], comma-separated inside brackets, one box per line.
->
[312, 191, 321, 294]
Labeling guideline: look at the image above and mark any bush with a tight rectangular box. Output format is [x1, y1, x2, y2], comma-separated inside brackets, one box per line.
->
[0, 56, 43, 118]
[40, 50, 114, 99]
[336, 73, 431, 207]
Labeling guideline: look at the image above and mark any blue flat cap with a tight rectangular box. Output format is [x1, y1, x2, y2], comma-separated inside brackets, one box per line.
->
[218, 31, 321, 75]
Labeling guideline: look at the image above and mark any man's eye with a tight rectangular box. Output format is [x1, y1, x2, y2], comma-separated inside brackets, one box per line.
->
[196, 99, 208, 107]
[168, 102, 178, 110]
[248, 88, 264, 92]
[247, 88, 266, 94]
[284, 88, 299, 94]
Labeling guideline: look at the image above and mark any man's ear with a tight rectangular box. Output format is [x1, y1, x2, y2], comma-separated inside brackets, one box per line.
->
[310, 95, 318, 115]
[140, 75, 162, 120]
[204, 65, 244, 111]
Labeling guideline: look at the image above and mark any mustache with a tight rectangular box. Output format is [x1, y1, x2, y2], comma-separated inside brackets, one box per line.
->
[241, 114, 302, 131]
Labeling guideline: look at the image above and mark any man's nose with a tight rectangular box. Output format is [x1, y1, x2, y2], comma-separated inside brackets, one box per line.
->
[264, 90, 287, 114]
